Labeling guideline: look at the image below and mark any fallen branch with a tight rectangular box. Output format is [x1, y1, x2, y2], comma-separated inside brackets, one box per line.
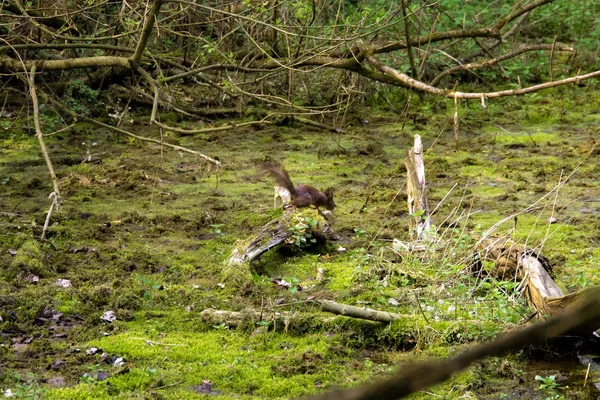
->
[293, 116, 345, 133]
[201, 300, 411, 327]
[0, 55, 131, 71]
[86, 119, 222, 166]
[153, 120, 272, 136]
[112, 84, 239, 118]
[305, 287, 600, 400]
[319, 300, 401, 323]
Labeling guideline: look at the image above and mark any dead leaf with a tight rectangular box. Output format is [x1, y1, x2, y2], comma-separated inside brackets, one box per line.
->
[194, 379, 220, 395]
[100, 310, 117, 323]
[97, 371, 110, 381]
[51, 359, 65, 371]
[47, 376, 65, 388]
[56, 279, 72, 288]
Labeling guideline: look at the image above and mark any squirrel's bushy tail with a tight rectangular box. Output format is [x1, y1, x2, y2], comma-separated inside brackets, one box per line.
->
[260, 163, 295, 194]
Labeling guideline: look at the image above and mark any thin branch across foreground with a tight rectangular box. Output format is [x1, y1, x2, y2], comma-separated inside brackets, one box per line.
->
[305, 287, 600, 400]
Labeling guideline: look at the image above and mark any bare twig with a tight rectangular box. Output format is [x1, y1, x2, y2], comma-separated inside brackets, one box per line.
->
[430, 44, 573, 86]
[28, 65, 60, 201]
[85, 118, 222, 166]
[41, 193, 58, 240]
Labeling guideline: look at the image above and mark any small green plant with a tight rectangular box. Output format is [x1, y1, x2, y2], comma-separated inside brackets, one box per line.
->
[354, 227, 367, 236]
[64, 79, 100, 117]
[286, 277, 300, 294]
[535, 374, 564, 399]
[409, 209, 425, 219]
[10, 373, 46, 399]
[210, 223, 225, 237]
[287, 217, 318, 250]
[79, 374, 96, 384]
[535, 374, 558, 391]
[136, 275, 163, 304]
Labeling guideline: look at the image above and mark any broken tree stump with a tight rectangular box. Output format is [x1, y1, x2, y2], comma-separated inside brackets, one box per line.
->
[478, 236, 600, 334]
[405, 134, 430, 239]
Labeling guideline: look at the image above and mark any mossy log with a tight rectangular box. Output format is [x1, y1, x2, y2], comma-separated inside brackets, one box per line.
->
[227, 217, 291, 265]
[201, 300, 407, 327]
[222, 208, 336, 286]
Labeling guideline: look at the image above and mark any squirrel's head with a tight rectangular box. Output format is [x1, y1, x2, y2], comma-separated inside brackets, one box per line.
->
[324, 188, 335, 210]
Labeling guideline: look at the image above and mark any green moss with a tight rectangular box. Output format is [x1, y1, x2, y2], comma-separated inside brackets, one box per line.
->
[2, 89, 599, 399]
[45, 324, 382, 399]
[8, 239, 48, 278]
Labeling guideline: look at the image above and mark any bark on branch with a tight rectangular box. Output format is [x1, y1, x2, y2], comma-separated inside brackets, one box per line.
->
[131, 0, 164, 65]
[0, 56, 130, 72]
[28, 65, 61, 239]
[494, 0, 555, 31]
[366, 55, 600, 99]
[319, 300, 401, 323]
[28, 65, 60, 201]
[86, 119, 222, 166]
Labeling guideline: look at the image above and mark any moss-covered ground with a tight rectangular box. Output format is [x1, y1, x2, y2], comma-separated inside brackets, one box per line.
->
[0, 86, 599, 399]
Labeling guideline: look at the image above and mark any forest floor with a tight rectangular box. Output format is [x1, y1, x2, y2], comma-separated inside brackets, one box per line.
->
[0, 86, 599, 399]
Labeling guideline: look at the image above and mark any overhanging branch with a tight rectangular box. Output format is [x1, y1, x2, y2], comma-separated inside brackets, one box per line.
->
[366, 55, 600, 99]
[0, 56, 130, 71]
[430, 44, 574, 86]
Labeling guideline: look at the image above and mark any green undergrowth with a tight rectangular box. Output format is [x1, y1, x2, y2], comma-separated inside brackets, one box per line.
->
[1, 88, 599, 398]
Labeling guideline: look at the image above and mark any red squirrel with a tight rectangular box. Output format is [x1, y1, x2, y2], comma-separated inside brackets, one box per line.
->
[260, 163, 335, 210]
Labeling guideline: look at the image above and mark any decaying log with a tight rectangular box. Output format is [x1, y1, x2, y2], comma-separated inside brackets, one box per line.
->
[227, 217, 292, 265]
[477, 236, 553, 281]
[200, 307, 299, 329]
[477, 236, 559, 313]
[274, 185, 292, 209]
[478, 236, 600, 333]
[223, 208, 337, 285]
[405, 134, 430, 239]
[201, 300, 406, 327]
[227, 209, 334, 265]
[520, 254, 563, 315]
